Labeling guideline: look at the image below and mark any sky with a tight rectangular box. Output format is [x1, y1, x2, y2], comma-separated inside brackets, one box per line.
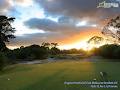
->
[0, 0, 120, 50]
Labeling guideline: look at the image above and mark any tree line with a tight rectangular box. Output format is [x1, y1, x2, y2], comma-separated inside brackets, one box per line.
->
[91, 44, 120, 61]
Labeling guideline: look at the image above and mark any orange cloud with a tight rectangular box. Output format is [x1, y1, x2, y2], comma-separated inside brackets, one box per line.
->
[58, 28, 104, 46]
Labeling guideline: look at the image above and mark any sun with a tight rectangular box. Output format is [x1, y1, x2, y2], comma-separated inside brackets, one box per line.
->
[59, 39, 105, 51]
[73, 41, 89, 50]
[59, 40, 93, 50]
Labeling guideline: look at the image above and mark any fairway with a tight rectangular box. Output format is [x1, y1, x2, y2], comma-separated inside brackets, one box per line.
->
[0, 61, 120, 90]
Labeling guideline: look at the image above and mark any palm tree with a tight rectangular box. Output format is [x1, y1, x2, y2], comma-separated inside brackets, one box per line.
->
[0, 15, 15, 51]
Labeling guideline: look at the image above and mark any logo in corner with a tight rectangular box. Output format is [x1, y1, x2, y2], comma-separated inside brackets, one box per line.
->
[97, 0, 119, 8]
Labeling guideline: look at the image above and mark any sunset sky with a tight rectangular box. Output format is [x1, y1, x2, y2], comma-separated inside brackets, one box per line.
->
[0, 0, 120, 49]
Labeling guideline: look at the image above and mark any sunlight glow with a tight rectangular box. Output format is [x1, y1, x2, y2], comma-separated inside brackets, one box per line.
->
[59, 41, 90, 50]
[59, 39, 106, 51]
[7, 46, 19, 50]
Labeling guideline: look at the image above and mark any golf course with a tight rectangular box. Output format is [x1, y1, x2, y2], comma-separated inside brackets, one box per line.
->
[0, 60, 120, 90]
[0, 1, 120, 90]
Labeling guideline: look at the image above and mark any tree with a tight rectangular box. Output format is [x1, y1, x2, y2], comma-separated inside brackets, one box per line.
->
[99, 44, 119, 59]
[12, 44, 49, 60]
[87, 36, 104, 45]
[102, 16, 120, 43]
[113, 46, 120, 59]
[41, 42, 50, 47]
[51, 43, 58, 48]
[50, 43, 60, 55]
[50, 47, 60, 55]
[0, 15, 15, 51]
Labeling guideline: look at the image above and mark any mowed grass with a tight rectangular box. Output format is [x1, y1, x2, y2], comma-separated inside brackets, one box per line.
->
[0, 61, 120, 90]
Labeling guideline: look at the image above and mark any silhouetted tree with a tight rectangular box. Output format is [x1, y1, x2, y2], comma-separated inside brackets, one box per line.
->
[0, 15, 15, 51]
[113, 46, 120, 59]
[102, 16, 120, 42]
[51, 43, 58, 48]
[50, 47, 60, 55]
[41, 42, 50, 47]
[87, 36, 104, 45]
[99, 44, 119, 59]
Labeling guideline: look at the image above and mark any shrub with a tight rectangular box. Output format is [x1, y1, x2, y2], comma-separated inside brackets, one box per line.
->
[99, 44, 118, 58]
[0, 52, 7, 70]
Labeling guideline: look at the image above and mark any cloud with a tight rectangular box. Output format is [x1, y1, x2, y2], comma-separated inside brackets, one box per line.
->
[24, 17, 99, 45]
[24, 17, 98, 31]
[7, 31, 69, 48]
[0, 0, 35, 16]
[24, 18, 59, 31]
[0, 0, 13, 14]
[14, 0, 33, 7]
[35, 0, 96, 17]
[35, 0, 120, 19]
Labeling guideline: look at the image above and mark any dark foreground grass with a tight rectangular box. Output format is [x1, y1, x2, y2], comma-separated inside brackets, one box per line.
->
[0, 60, 120, 90]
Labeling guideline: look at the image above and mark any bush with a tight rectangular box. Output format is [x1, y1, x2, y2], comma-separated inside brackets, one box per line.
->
[0, 52, 7, 70]
[10, 45, 49, 60]
[113, 47, 120, 59]
[50, 47, 60, 55]
[99, 44, 119, 58]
